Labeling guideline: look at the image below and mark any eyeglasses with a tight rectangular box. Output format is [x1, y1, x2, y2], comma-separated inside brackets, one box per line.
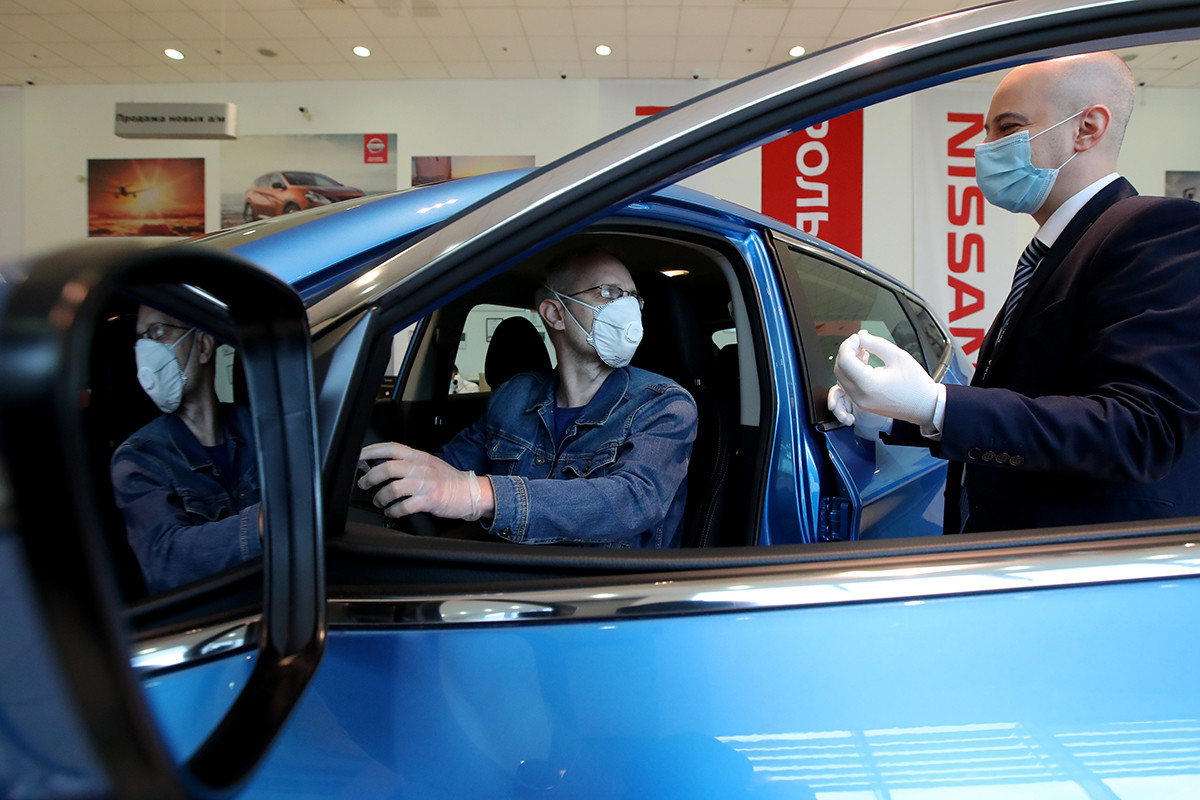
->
[136, 322, 190, 343]
[568, 284, 644, 310]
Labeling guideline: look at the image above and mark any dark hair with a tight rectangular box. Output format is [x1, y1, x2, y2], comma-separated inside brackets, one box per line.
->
[537, 244, 627, 305]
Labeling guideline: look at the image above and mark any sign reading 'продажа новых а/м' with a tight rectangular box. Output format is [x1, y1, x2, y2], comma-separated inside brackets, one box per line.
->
[114, 102, 237, 140]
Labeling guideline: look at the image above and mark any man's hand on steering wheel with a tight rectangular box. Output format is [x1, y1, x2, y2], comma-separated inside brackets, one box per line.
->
[358, 442, 495, 522]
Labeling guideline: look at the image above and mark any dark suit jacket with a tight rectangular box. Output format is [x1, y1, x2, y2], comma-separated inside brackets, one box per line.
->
[889, 178, 1200, 532]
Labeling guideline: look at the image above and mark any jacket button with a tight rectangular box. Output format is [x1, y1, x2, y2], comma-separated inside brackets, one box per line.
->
[534, 455, 545, 466]
[967, 447, 982, 460]
[994, 452, 1009, 465]
[981, 450, 995, 462]
[1009, 455, 1024, 467]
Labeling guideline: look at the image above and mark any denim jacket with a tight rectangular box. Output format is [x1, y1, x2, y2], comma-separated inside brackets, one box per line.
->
[439, 367, 697, 547]
[111, 404, 261, 593]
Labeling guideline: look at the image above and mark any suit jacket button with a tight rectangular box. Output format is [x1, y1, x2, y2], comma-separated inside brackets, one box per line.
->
[981, 450, 995, 462]
[1009, 455, 1024, 467]
[994, 452, 1010, 465]
[967, 447, 982, 460]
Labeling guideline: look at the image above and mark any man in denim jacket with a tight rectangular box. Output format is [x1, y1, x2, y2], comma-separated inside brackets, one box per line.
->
[111, 307, 261, 593]
[360, 247, 698, 547]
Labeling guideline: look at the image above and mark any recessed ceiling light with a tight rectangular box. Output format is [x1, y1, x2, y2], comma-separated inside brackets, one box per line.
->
[789, 45, 806, 58]
[353, 45, 371, 58]
[661, 269, 689, 278]
[164, 48, 184, 60]
[595, 44, 612, 57]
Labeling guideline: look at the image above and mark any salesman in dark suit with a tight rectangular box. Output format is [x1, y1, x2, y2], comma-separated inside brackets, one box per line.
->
[830, 50, 1200, 533]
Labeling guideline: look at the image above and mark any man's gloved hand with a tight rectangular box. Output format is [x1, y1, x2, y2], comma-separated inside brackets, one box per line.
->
[833, 330, 939, 427]
[358, 442, 485, 521]
[827, 384, 892, 440]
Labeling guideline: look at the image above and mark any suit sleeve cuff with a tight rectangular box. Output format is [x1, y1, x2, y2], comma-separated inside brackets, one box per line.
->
[919, 383, 947, 440]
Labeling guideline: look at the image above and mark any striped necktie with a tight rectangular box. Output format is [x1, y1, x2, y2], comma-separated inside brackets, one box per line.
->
[1000, 237, 1048, 330]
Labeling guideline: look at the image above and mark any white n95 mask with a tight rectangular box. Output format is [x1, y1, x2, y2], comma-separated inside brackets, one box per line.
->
[553, 291, 644, 368]
[135, 328, 195, 413]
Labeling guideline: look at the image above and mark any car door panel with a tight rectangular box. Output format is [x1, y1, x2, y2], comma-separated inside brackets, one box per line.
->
[137, 536, 1200, 797]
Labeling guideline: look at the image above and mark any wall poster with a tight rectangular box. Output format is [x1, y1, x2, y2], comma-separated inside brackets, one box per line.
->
[220, 134, 398, 228]
[412, 155, 535, 187]
[87, 157, 205, 238]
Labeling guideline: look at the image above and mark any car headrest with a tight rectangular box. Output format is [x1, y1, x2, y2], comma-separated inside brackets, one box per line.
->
[484, 316, 552, 389]
[631, 271, 715, 386]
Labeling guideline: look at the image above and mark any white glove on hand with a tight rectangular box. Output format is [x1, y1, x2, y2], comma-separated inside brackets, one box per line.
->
[833, 330, 939, 427]
[358, 442, 483, 521]
[827, 384, 891, 440]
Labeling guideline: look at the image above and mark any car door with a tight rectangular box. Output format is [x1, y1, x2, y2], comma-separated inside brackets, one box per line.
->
[770, 232, 966, 541]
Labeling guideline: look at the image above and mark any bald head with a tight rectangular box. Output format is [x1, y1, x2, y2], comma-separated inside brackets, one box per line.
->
[995, 51, 1135, 157]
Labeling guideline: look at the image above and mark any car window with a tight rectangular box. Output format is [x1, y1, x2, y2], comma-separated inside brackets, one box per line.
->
[780, 244, 925, 388]
[453, 303, 554, 393]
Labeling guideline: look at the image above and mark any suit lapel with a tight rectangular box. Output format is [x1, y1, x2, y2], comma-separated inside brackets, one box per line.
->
[973, 178, 1137, 385]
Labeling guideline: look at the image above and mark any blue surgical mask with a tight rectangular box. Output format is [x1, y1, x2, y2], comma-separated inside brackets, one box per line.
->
[974, 110, 1084, 214]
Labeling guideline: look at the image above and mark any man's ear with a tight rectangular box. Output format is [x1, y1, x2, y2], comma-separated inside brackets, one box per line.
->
[195, 331, 216, 364]
[539, 298, 566, 332]
[1075, 104, 1112, 152]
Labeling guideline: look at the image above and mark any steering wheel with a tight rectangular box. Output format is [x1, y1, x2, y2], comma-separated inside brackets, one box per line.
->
[347, 469, 442, 537]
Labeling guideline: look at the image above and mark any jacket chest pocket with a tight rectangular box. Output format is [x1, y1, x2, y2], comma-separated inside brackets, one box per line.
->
[561, 443, 619, 478]
[487, 436, 550, 476]
[179, 489, 233, 523]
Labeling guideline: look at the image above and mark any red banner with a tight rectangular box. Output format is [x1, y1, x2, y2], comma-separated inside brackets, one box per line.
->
[364, 134, 388, 164]
[761, 110, 863, 256]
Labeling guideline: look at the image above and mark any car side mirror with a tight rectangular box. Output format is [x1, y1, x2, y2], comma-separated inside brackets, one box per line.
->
[0, 241, 324, 797]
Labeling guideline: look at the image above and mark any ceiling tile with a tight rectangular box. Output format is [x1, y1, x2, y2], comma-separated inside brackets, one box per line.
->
[414, 8, 474, 38]
[10, 0, 88, 14]
[290, 37, 351, 63]
[41, 40, 120, 66]
[132, 63, 188, 81]
[224, 61, 274, 80]
[527, 35, 577, 61]
[830, 7, 885, 39]
[518, 6, 573, 36]
[45, 13, 124, 41]
[721, 35, 774, 62]
[446, 61, 492, 78]
[730, 6, 788, 36]
[354, 8, 423, 37]
[490, 60, 538, 78]
[628, 6, 679, 37]
[5, 42, 74, 66]
[479, 36, 532, 60]
[262, 61, 318, 80]
[572, 7, 624, 37]
[208, 10, 272, 39]
[429, 36, 486, 61]
[379, 37, 439, 62]
[780, 8, 842, 37]
[1, 14, 76, 41]
[400, 62, 451, 78]
[674, 35, 724, 62]
[144, 10, 223, 38]
[350, 59, 405, 79]
[245, 9, 323, 38]
[627, 36, 674, 62]
[304, 8, 373, 38]
[464, 7, 524, 37]
[628, 60, 672, 78]
[581, 59, 627, 78]
[677, 6, 733, 37]
[309, 62, 361, 80]
[535, 60, 580, 79]
[92, 12, 171, 40]
[41, 66, 103, 83]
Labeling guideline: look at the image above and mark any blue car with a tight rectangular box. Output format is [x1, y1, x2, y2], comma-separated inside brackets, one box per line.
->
[5, 1, 1200, 798]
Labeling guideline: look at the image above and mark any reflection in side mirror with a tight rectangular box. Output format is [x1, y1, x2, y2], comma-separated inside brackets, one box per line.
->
[0, 242, 324, 798]
[102, 304, 263, 597]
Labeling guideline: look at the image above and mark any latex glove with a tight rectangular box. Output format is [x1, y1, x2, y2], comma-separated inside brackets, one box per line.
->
[827, 384, 891, 440]
[358, 442, 485, 521]
[833, 330, 939, 427]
